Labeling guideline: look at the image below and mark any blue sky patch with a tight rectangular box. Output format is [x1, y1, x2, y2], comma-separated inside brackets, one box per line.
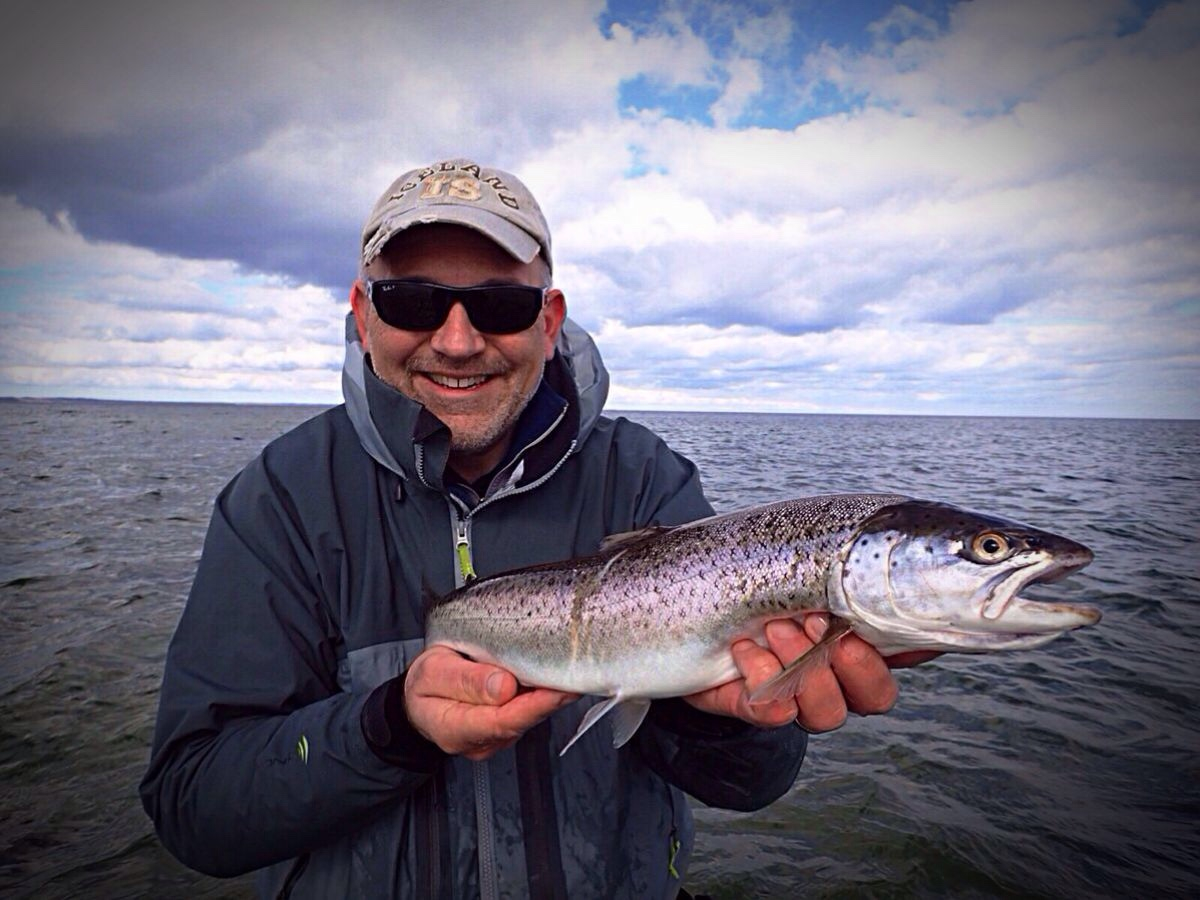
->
[625, 144, 668, 178]
[604, 0, 956, 130]
[618, 74, 722, 125]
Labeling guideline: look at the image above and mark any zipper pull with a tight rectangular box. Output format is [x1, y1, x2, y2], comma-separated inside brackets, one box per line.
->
[455, 519, 477, 583]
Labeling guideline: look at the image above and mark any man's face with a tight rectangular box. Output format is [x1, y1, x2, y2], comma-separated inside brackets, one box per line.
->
[350, 224, 565, 476]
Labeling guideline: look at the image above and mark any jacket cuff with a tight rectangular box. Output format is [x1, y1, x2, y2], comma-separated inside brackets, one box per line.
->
[648, 697, 756, 739]
[361, 671, 447, 772]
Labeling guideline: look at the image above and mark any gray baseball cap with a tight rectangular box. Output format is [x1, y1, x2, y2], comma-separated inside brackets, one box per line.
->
[361, 158, 553, 273]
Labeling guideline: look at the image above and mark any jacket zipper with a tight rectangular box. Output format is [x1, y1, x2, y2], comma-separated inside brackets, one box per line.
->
[444, 502, 499, 900]
[470, 438, 577, 519]
[422, 773, 443, 899]
[432, 419, 576, 900]
[474, 759, 499, 900]
[454, 515, 476, 584]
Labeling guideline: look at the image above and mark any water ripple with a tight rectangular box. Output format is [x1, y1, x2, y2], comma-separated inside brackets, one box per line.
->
[3, 401, 1198, 897]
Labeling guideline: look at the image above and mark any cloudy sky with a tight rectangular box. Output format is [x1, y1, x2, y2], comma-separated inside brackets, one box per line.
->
[1, 0, 1197, 418]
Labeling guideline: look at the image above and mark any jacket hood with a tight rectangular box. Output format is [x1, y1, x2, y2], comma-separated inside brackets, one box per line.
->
[340, 312, 610, 480]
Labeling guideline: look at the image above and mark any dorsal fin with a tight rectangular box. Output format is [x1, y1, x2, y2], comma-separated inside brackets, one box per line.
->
[598, 525, 675, 553]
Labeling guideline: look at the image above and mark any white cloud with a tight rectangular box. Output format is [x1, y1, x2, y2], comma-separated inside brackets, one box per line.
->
[0, 199, 343, 402]
[0, 0, 1196, 417]
[711, 56, 764, 127]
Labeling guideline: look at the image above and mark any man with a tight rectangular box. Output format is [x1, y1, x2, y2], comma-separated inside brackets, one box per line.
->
[141, 159, 908, 898]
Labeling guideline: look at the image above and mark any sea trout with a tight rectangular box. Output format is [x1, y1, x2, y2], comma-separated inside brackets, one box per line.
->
[426, 493, 1099, 754]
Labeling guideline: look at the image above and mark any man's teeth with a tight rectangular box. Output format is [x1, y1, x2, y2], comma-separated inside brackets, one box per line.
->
[429, 373, 489, 389]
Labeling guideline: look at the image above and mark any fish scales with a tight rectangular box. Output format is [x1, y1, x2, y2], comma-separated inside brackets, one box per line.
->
[425, 492, 1099, 753]
[427, 494, 908, 683]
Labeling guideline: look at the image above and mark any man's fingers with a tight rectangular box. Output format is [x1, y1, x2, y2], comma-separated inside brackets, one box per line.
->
[404, 647, 581, 758]
[453, 688, 578, 758]
[792, 651, 847, 732]
[493, 687, 579, 733]
[684, 640, 786, 722]
[682, 679, 745, 719]
[730, 637, 785, 689]
[829, 634, 898, 716]
[412, 646, 517, 706]
[801, 612, 831, 644]
[765, 616, 848, 733]
[731, 637, 799, 727]
[690, 615, 924, 733]
[764, 618, 812, 662]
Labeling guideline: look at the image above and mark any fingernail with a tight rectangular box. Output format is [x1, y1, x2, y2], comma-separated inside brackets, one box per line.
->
[807, 613, 829, 641]
[486, 672, 504, 701]
[764, 619, 787, 641]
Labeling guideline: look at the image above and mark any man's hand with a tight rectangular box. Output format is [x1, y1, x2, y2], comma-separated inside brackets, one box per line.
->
[684, 614, 939, 732]
[405, 645, 578, 761]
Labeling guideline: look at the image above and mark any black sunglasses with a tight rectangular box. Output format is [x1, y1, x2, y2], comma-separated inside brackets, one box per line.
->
[363, 278, 548, 335]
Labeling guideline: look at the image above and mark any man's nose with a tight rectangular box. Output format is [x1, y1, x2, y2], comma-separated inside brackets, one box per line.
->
[429, 301, 486, 357]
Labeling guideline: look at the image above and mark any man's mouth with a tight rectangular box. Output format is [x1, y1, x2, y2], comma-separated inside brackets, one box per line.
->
[425, 373, 493, 390]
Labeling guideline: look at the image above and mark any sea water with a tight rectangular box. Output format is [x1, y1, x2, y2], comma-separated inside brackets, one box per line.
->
[1, 399, 1197, 898]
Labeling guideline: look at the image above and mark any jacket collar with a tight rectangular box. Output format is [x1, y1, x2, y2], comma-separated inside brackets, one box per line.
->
[341, 313, 607, 494]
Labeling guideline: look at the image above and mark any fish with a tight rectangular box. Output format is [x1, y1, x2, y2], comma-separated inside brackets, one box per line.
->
[425, 493, 1100, 754]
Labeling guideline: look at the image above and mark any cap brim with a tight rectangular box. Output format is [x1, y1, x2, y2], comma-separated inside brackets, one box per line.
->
[363, 206, 542, 267]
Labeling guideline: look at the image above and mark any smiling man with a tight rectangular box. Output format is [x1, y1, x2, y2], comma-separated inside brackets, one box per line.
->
[141, 159, 909, 899]
[352, 223, 558, 483]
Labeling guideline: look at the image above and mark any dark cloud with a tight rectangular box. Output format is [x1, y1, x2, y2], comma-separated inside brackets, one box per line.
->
[0, 0, 600, 292]
[0, 1, 353, 288]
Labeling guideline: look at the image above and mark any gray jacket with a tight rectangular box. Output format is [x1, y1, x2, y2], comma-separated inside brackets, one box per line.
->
[141, 316, 807, 898]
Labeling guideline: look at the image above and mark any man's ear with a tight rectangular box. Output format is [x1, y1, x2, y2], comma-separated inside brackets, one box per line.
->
[541, 289, 566, 360]
[349, 280, 370, 346]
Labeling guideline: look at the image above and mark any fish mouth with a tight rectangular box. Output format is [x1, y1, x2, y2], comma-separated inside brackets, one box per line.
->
[977, 547, 1099, 633]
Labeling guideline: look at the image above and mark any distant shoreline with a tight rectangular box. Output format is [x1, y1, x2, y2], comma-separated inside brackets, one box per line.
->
[1, 395, 1195, 423]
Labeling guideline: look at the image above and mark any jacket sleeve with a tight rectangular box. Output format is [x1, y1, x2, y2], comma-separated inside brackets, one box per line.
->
[138, 457, 427, 877]
[625, 431, 810, 811]
[636, 699, 808, 810]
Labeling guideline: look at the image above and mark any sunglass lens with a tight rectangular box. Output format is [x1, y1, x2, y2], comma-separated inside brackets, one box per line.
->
[370, 282, 543, 334]
[372, 282, 447, 330]
[468, 287, 543, 334]
[406, 288, 447, 330]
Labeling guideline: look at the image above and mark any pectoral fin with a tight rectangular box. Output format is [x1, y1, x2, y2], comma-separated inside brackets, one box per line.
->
[559, 696, 652, 756]
[747, 616, 855, 705]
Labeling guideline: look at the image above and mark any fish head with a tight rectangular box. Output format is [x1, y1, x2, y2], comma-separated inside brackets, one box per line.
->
[832, 500, 1100, 654]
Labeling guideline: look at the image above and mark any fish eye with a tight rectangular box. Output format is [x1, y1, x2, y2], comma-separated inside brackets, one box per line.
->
[969, 531, 1013, 562]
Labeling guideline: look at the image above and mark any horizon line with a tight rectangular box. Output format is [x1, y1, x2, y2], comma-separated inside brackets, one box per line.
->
[2, 394, 1196, 424]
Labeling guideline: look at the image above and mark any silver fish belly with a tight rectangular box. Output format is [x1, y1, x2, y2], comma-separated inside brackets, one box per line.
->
[425, 493, 1099, 753]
